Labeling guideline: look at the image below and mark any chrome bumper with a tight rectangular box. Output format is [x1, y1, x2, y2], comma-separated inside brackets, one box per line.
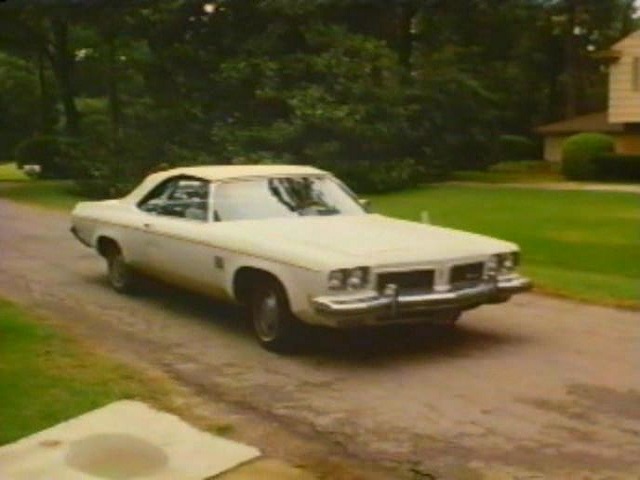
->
[311, 275, 532, 317]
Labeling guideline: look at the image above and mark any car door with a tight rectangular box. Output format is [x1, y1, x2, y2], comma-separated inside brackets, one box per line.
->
[137, 176, 226, 296]
[128, 177, 180, 269]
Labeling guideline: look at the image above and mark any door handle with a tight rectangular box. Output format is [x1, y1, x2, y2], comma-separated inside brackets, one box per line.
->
[143, 223, 154, 229]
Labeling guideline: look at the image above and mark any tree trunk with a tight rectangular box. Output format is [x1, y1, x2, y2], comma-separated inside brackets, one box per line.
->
[50, 16, 80, 136]
[36, 48, 50, 133]
[105, 31, 121, 139]
[564, 0, 579, 118]
[396, 2, 417, 81]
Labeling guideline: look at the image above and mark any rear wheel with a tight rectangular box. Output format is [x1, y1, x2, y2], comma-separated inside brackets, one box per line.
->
[106, 248, 137, 294]
[250, 278, 300, 353]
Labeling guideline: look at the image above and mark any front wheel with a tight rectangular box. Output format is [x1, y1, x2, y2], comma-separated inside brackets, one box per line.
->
[250, 279, 300, 353]
[106, 249, 137, 294]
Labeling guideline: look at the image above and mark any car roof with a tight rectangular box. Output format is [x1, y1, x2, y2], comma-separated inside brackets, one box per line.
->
[123, 164, 330, 204]
[157, 164, 327, 181]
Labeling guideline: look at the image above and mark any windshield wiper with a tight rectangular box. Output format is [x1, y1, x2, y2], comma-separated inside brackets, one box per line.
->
[296, 205, 339, 216]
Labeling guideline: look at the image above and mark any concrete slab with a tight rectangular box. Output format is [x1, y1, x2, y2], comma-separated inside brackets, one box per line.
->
[0, 400, 260, 480]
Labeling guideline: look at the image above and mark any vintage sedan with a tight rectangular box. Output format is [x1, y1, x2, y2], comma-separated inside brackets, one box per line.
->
[70, 165, 532, 351]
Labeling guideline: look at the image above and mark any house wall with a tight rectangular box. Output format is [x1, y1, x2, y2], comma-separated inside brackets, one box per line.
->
[616, 133, 640, 154]
[543, 135, 566, 162]
[609, 34, 640, 124]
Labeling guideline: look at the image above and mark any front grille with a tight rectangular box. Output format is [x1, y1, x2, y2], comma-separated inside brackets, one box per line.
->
[377, 270, 434, 294]
[450, 262, 484, 289]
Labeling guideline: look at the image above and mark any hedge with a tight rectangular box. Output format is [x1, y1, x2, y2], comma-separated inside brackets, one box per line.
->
[561, 133, 615, 180]
[592, 154, 640, 182]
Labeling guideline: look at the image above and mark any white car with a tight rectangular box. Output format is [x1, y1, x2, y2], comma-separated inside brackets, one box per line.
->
[71, 165, 531, 351]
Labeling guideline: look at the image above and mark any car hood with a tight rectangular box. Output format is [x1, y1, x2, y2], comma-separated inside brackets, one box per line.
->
[215, 214, 517, 270]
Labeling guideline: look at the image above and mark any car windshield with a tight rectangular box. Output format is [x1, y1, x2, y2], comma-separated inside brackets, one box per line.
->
[213, 176, 366, 221]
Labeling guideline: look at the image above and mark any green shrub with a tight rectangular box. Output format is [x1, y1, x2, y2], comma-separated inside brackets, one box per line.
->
[561, 133, 615, 180]
[496, 135, 539, 162]
[592, 154, 640, 182]
[70, 136, 148, 199]
[321, 158, 426, 194]
[13, 135, 80, 179]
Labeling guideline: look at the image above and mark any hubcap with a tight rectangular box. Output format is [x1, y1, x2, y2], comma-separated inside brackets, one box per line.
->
[254, 292, 279, 342]
[109, 255, 127, 289]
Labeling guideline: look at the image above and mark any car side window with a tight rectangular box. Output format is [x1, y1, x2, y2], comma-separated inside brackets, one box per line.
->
[138, 177, 210, 221]
[138, 179, 175, 213]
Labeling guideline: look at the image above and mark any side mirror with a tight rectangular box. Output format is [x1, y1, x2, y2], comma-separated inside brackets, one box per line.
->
[359, 198, 372, 212]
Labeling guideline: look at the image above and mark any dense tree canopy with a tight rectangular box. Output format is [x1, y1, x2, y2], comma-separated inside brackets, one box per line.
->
[0, 0, 636, 193]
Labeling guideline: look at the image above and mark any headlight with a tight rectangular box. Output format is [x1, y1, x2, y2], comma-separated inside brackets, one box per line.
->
[328, 270, 346, 290]
[486, 252, 519, 278]
[499, 252, 519, 273]
[485, 255, 500, 278]
[328, 267, 369, 291]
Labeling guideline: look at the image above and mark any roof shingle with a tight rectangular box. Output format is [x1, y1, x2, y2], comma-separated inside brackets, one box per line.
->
[536, 112, 624, 135]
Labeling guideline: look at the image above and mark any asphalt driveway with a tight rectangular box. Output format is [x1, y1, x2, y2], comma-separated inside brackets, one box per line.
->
[0, 199, 638, 479]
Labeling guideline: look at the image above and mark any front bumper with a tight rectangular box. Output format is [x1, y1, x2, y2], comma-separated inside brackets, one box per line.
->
[311, 274, 532, 318]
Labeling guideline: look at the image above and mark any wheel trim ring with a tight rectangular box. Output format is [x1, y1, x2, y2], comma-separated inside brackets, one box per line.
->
[254, 293, 279, 342]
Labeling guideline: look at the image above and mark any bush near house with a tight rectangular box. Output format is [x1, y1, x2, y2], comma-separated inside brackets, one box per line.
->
[592, 154, 640, 182]
[561, 133, 615, 180]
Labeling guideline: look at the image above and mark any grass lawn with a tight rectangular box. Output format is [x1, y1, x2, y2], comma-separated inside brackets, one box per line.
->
[451, 160, 563, 183]
[0, 298, 173, 445]
[0, 180, 83, 211]
[0, 162, 29, 182]
[0, 162, 83, 211]
[372, 185, 640, 308]
[451, 170, 561, 183]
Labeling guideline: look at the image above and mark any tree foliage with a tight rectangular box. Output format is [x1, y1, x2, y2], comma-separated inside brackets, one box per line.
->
[0, 0, 636, 193]
[0, 53, 43, 160]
